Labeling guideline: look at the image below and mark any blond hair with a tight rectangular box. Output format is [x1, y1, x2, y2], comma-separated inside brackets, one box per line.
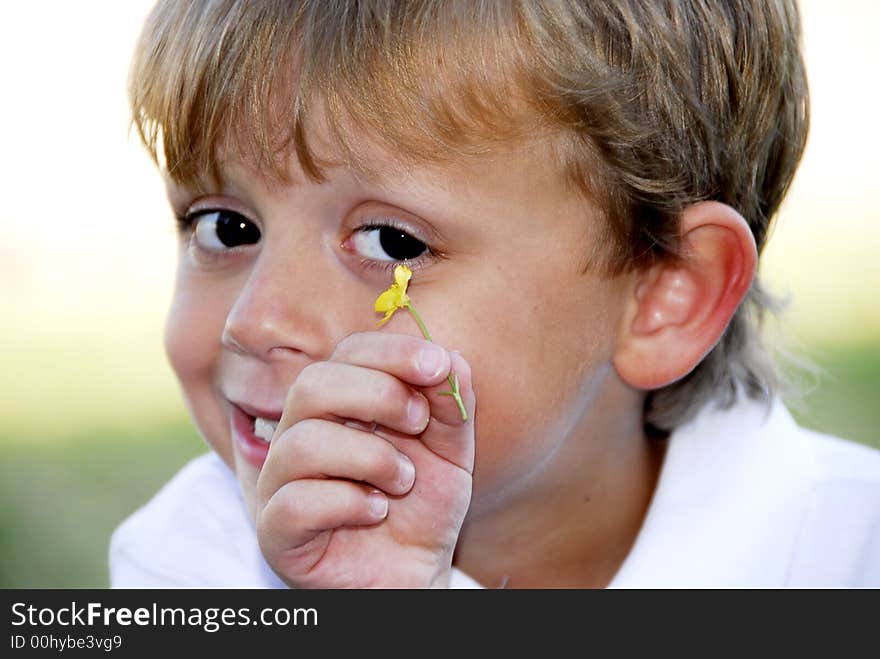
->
[130, 0, 809, 432]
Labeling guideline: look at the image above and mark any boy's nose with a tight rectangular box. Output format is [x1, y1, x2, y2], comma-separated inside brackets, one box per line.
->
[221, 246, 339, 362]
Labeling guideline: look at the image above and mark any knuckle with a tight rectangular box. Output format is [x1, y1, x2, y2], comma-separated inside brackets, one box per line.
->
[331, 332, 361, 359]
[335, 331, 427, 371]
[258, 483, 304, 533]
[289, 362, 330, 407]
[277, 487, 307, 523]
[377, 448, 403, 485]
[373, 376, 410, 413]
[357, 439, 398, 482]
[279, 419, 323, 459]
[374, 334, 408, 366]
[382, 334, 423, 366]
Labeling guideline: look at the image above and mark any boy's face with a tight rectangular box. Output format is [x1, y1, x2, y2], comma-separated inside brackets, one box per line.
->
[164, 130, 638, 518]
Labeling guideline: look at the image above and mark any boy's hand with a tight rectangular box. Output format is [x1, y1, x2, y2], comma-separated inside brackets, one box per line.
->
[255, 332, 475, 588]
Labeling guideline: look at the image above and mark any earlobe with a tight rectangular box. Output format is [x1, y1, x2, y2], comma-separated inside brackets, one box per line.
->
[614, 202, 757, 390]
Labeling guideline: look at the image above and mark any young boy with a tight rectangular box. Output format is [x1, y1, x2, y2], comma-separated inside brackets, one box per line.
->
[111, 0, 880, 588]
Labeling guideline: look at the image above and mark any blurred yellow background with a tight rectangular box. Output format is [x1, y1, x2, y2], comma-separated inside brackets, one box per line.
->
[1, 1, 878, 586]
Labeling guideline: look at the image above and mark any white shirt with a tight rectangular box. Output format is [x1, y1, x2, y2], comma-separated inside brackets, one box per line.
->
[110, 398, 880, 588]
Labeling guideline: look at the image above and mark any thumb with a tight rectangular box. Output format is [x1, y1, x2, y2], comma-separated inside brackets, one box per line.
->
[418, 350, 476, 473]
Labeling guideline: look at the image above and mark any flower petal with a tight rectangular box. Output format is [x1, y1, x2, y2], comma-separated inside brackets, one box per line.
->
[376, 309, 397, 328]
[375, 287, 400, 313]
[394, 264, 412, 292]
[375, 265, 413, 326]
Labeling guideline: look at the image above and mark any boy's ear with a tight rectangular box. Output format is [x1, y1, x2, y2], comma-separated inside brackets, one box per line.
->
[613, 201, 757, 390]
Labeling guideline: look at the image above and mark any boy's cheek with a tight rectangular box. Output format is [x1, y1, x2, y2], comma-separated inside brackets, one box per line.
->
[453, 312, 618, 507]
[164, 272, 241, 387]
[164, 289, 237, 464]
[164, 317, 203, 385]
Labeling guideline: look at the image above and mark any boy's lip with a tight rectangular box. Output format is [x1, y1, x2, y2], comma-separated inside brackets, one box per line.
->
[232, 400, 283, 422]
[229, 401, 283, 470]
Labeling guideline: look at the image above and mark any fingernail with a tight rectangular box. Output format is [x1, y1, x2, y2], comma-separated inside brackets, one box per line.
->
[368, 491, 388, 519]
[397, 454, 415, 489]
[407, 394, 429, 431]
[418, 345, 447, 378]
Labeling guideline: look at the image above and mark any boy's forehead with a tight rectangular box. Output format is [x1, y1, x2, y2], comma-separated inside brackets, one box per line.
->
[176, 103, 571, 198]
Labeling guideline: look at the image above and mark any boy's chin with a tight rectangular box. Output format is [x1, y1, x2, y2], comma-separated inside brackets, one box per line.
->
[231, 452, 261, 520]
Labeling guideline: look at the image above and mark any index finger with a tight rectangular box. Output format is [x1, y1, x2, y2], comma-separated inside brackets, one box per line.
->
[329, 332, 453, 388]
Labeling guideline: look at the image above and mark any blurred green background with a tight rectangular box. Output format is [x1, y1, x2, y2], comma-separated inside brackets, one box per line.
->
[1, 1, 878, 587]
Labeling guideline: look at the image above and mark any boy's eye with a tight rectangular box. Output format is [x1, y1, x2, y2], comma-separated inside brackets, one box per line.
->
[351, 226, 428, 262]
[191, 210, 261, 252]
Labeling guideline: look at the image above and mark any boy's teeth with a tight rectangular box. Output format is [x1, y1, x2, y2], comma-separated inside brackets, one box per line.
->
[253, 417, 279, 443]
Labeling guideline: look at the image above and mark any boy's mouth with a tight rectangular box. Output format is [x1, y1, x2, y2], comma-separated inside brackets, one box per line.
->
[230, 402, 282, 469]
[253, 417, 279, 442]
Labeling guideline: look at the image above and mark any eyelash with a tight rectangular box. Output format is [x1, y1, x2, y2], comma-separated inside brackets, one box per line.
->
[174, 208, 441, 273]
[356, 255, 426, 276]
[175, 209, 215, 232]
[354, 219, 438, 272]
[172, 208, 258, 267]
[174, 211, 198, 236]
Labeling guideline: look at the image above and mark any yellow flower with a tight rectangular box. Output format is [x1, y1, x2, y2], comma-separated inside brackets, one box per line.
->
[372, 262, 467, 420]
[374, 264, 412, 327]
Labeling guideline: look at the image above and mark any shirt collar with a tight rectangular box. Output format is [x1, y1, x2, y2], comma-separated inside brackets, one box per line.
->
[608, 396, 818, 587]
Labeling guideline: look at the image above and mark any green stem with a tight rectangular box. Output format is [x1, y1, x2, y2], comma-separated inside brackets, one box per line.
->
[405, 302, 433, 342]
[405, 302, 468, 422]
